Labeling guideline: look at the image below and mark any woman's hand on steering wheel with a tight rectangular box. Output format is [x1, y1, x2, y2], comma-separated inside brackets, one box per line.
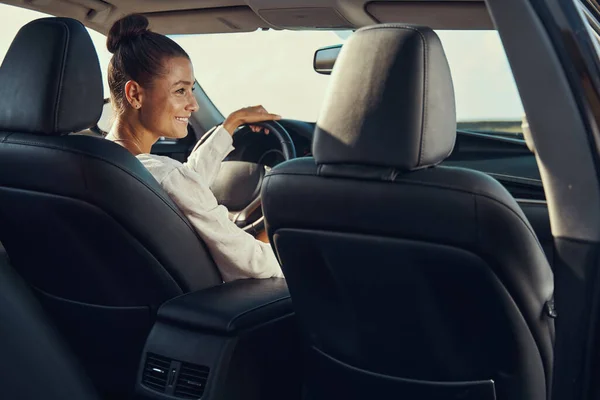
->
[223, 105, 281, 136]
[211, 118, 295, 234]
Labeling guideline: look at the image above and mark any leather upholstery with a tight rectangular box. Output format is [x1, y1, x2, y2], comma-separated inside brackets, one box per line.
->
[263, 25, 554, 400]
[158, 278, 291, 334]
[0, 256, 100, 400]
[0, 18, 103, 135]
[0, 17, 222, 398]
[313, 25, 456, 171]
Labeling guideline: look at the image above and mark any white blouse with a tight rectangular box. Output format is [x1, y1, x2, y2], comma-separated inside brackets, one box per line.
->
[136, 126, 283, 282]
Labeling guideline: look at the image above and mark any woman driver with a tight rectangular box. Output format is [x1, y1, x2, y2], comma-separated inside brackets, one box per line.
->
[105, 14, 283, 281]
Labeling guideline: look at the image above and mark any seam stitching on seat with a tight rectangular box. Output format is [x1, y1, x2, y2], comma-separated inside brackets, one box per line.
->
[418, 29, 428, 168]
[474, 191, 550, 390]
[1, 186, 184, 295]
[54, 20, 69, 133]
[358, 25, 430, 169]
[268, 169, 544, 251]
[1, 137, 200, 238]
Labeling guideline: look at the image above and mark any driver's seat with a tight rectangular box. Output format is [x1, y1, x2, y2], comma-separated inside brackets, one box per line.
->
[0, 18, 222, 397]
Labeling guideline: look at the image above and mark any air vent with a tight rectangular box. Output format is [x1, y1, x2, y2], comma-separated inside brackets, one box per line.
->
[174, 362, 210, 399]
[142, 353, 171, 393]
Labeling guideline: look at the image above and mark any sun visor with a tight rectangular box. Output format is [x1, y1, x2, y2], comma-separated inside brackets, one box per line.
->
[145, 7, 267, 34]
[366, 1, 493, 30]
[256, 7, 352, 29]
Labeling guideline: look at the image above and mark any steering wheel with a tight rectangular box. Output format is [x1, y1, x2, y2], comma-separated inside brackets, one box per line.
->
[210, 121, 296, 234]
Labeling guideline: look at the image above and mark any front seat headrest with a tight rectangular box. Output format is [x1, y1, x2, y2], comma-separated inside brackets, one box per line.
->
[313, 25, 456, 171]
[0, 17, 103, 135]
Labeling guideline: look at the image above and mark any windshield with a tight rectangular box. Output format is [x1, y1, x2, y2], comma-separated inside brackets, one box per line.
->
[0, 3, 524, 137]
[172, 29, 525, 137]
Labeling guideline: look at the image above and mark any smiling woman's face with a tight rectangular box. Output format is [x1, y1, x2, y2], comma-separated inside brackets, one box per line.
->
[139, 56, 199, 139]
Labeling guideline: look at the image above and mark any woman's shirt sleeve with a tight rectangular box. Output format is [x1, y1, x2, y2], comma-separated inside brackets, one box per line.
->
[136, 126, 283, 282]
[184, 125, 235, 186]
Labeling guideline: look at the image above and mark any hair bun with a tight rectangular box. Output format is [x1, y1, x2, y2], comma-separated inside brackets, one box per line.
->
[107, 14, 149, 54]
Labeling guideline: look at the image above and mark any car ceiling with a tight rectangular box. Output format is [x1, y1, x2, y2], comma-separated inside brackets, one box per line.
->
[0, 0, 493, 35]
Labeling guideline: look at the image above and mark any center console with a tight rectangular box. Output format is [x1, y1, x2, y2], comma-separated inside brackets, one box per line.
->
[135, 278, 302, 400]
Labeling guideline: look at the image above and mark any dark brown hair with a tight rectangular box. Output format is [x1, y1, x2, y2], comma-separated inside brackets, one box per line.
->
[107, 14, 190, 115]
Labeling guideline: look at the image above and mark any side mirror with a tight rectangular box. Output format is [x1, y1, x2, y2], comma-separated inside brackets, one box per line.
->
[313, 44, 342, 75]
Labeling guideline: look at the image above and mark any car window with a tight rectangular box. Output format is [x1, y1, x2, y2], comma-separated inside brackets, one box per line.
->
[173, 29, 525, 138]
[0, 4, 111, 95]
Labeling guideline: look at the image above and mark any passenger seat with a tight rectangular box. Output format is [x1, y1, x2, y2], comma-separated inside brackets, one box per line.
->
[262, 24, 554, 400]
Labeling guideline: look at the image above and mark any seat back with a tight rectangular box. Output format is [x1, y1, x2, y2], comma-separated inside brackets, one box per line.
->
[0, 18, 222, 397]
[262, 25, 554, 400]
[0, 254, 100, 400]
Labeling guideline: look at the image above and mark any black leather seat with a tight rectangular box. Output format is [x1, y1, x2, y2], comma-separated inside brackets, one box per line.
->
[262, 25, 555, 400]
[0, 18, 222, 397]
[0, 255, 100, 400]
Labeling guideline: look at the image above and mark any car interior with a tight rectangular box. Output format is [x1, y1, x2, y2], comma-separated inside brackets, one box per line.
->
[0, 0, 596, 399]
[262, 24, 554, 400]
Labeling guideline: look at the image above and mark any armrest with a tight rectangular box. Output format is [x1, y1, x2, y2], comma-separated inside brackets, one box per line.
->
[157, 278, 292, 334]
